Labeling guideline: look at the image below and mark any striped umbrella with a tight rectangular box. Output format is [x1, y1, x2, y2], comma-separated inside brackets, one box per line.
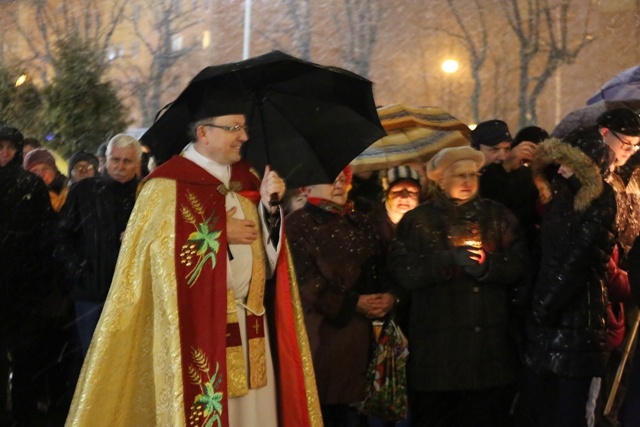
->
[350, 104, 471, 173]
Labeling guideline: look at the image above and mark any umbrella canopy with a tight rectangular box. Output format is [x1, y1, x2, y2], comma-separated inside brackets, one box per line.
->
[140, 50, 385, 188]
[349, 105, 471, 174]
[551, 99, 640, 139]
[587, 65, 640, 105]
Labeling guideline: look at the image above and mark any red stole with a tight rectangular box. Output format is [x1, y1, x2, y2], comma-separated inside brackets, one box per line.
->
[146, 155, 318, 427]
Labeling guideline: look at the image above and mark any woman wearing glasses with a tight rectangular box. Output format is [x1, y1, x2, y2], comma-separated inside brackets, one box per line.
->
[591, 108, 640, 425]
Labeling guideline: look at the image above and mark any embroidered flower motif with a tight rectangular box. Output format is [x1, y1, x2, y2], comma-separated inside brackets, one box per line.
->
[180, 191, 221, 287]
[189, 347, 223, 427]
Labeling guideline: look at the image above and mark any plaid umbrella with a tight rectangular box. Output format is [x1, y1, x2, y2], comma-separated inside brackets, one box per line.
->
[350, 104, 471, 173]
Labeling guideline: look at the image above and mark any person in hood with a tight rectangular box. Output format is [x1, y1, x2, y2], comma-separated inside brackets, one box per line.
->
[0, 125, 54, 426]
[23, 147, 69, 212]
[517, 128, 617, 427]
[389, 146, 527, 427]
[67, 151, 99, 185]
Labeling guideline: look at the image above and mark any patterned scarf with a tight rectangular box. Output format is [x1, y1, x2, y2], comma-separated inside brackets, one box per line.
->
[306, 197, 355, 216]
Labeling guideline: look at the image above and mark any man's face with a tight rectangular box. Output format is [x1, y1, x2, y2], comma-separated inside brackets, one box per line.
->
[387, 181, 420, 214]
[107, 145, 139, 183]
[0, 140, 16, 167]
[304, 171, 349, 206]
[438, 160, 480, 202]
[195, 114, 249, 165]
[28, 163, 56, 186]
[479, 141, 511, 166]
[601, 127, 640, 167]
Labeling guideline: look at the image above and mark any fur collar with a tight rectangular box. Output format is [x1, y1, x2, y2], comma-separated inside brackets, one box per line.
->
[531, 138, 603, 212]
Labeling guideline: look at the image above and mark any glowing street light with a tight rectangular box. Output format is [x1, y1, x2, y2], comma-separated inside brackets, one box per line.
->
[15, 74, 27, 86]
[441, 59, 459, 74]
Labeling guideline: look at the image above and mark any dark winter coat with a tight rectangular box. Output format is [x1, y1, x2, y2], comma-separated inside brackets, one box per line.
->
[368, 204, 395, 252]
[286, 202, 383, 404]
[389, 192, 527, 392]
[480, 162, 541, 256]
[0, 159, 53, 332]
[524, 138, 616, 378]
[55, 172, 138, 302]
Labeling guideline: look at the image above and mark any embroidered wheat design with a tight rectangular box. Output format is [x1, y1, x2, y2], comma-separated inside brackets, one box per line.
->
[188, 364, 202, 386]
[192, 347, 210, 375]
[187, 191, 206, 217]
[181, 206, 197, 225]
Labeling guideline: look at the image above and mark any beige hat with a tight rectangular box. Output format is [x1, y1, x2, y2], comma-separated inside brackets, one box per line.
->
[426, 146, 484, 181]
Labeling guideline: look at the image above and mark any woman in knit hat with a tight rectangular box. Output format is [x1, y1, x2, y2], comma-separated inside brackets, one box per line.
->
[23, 147, 69, 211]
[388, 146, 527, 427]
[368, 164, 422, 247]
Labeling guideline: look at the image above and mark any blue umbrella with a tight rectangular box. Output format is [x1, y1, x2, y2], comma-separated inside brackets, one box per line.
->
[587, 65, 640, 105]
[552, 99, 640, 138]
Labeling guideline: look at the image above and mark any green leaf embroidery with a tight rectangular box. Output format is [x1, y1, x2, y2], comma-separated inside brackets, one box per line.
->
[179, 191, 222, 287]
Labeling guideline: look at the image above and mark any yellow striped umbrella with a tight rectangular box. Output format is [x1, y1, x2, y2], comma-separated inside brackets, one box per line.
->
[350, 104, 471, 173]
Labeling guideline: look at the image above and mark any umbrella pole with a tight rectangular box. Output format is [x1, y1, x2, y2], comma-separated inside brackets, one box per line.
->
[604, 306, 640, 416]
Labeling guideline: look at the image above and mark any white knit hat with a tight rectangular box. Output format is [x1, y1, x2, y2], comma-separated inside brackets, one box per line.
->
[426, 146, 484, 181]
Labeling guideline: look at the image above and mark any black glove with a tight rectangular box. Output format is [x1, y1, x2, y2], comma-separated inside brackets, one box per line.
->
[452, 246, 477, 267]
[463, 262, 488, 278]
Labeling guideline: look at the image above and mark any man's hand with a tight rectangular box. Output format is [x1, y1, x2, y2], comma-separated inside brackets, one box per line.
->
[226, 206, 258, 244]
[260, 165, 286, 213]
[503, 141, 537, 172]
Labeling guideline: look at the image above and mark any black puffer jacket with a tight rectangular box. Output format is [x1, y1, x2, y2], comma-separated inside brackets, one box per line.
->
[389, 192, 527, 392]
[55, 172, 138, 302]
[524, 136, 616, 378]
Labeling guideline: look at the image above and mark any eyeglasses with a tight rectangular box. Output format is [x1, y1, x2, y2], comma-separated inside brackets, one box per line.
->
[73, 163, 95, 173]
[202, 123, 249, 133]
[611, 130, 640, 152]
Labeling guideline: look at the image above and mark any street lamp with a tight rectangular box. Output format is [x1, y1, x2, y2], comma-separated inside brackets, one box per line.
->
[441, 59, 459, 110]
[441, 59, 459, 74]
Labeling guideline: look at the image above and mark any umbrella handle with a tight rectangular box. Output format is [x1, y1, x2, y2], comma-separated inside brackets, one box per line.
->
[269, 193, 281, 206]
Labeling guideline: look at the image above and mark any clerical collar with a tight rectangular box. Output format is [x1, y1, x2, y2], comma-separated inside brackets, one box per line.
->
[182, 142, 230, 186]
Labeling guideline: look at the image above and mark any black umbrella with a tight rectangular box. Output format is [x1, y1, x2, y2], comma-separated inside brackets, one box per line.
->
[140, 50, 386, 188]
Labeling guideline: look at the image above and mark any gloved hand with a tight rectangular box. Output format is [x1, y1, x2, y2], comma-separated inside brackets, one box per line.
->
[464, 262, 488, 278]
[452, 246, 478, 267]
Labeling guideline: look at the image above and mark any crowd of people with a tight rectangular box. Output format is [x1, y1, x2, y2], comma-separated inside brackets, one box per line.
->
[2, 102, 640, 427]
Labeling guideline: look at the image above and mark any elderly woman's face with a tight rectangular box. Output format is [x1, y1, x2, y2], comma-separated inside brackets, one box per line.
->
[438, 160, 480, 202]
[304, 171, 349, 206]
[387, 181, 420, 214]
